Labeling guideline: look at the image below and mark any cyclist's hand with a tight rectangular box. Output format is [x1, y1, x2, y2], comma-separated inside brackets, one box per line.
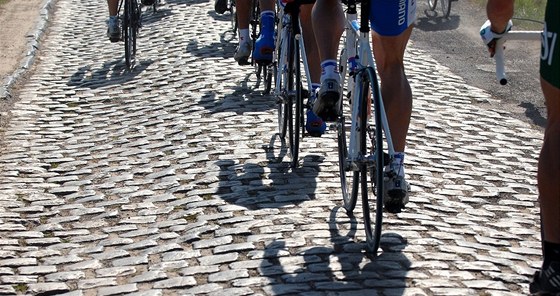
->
[480, 19, 513, 57]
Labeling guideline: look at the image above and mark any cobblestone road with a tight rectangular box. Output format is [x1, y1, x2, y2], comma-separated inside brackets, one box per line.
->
[0, 0, 545, 295]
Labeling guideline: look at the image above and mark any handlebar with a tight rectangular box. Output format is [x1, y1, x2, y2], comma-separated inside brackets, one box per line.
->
[494, 30, 542, 85]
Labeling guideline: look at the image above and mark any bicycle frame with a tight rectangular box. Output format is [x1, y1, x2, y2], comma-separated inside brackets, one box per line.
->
[340, 6, 395, 168]
[273, 3, 314, 104]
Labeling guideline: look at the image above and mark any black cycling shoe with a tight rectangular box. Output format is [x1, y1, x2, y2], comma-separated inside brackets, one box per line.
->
[214, 0, 228, 14]
[312, 79, 341, 122]
[530, 262, 560, 295]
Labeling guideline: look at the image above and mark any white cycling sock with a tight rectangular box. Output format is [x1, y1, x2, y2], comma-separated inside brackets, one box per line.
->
[389, 152, 405, 177]
[239, 29, 250, 45]
[260, 10, 274, 18]
[320, 60, 339, 83]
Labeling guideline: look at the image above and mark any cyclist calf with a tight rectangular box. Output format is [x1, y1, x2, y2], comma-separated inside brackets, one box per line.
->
[105, 0, 156, 42]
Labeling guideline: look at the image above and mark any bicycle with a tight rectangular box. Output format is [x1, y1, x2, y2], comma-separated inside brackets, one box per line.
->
[427, 0, 454, 18]
[273, 0, 316, 168]
[118, 0, 142, 70]
[493, 29, 542, 85]
[229, 0, 238, 32]
[248, 0, 275, 95]
[336, 0, 397, 255]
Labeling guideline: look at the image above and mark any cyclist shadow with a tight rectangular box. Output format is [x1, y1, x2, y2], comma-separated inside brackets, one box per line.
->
[66, 59, 154, 89]
[259, 206, 411, 294]
[165, 0, 207, 5]
[141, 7, 175, 25]
[198, 72, 275, 114]
[416, 10, 460, 31]
[215, 139, 322, 209]
[186, 38, 236, 59]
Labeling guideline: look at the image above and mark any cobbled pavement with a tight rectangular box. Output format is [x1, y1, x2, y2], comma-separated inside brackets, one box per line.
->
[0, 0, 545, 295]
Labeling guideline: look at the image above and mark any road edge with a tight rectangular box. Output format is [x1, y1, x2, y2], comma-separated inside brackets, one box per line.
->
[0, 0, 57, 100]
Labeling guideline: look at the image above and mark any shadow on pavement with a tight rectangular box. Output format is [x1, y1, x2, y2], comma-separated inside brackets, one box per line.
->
[66, 59, 154, 89]
[416, 10, 460, 32]
[166, 0, 208, 5]
[215, 147, 322, 209]
[259, 206, 411, 294]
[141, 7, 175, 25]
[185, 35, 237, 59]
[520, 102, 547, 128]
[196, 71, 276, 113]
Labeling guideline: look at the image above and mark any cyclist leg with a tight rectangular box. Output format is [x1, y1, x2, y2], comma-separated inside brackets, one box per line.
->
[107, 0, 121, 42]
[234, 0, 252, 64]
[311, 0, 344, 121]
[301, 3, 321, 87]
[531, 1, 560, 292]
[372, 29, 413, 154]
[370, 0, 416, 213]
[253, 0, 275, 63]
[300, 2, 326, 136]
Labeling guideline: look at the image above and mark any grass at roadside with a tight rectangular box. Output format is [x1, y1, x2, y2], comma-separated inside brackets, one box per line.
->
[473, 0, 546, 30]
[513, 0, 546, 29]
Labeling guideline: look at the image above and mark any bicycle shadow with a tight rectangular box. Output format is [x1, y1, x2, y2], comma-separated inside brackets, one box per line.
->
[259, 206, 411, 294]
[66, 59, 154, 89]
[215, 144, 322, 209]
[415, 10, 460, 32]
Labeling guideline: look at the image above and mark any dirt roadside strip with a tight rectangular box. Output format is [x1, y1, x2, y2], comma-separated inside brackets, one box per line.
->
[0, 0, 55, 99]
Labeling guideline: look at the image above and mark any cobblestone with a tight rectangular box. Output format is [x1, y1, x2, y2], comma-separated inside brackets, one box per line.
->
[0, 0, 546, 294]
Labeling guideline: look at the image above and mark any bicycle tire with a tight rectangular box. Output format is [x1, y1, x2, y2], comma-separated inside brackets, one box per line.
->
[441, 0, 451, 18]
[291, 35, 302, 168]
[124, 0, 138, 70]
[427, 0, 437, 11]
[264, 64, 273, 94]
[276, 36, 288, 138]
[360, 67, 384, 256]
[337, 115, 360, 213]
[230, 0, 237, 32]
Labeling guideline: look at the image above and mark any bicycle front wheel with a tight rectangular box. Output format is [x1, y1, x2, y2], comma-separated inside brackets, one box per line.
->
[441, 0, 451, 18]
[337, 115, 359, 213]
[427, 0, 437, 11]
[359, 67, 384, 256]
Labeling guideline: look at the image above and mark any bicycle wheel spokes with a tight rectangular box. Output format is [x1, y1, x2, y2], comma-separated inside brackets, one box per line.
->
[277, 92, 289, 138]
[124, 0, 138, 70]
[290, 37, 302, 168]
[359, 68, 384, 256]
[427, 0, 437, 11]
[441, 0, 451, 18]
[337, 115, 359, 213]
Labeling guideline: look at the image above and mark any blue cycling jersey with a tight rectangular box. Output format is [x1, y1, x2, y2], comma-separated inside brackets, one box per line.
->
[370, 0, 417, 36]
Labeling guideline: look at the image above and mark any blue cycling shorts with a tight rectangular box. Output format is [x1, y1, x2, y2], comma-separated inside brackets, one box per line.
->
[541, 0, 559, 88]
[370, 0, 417, 36]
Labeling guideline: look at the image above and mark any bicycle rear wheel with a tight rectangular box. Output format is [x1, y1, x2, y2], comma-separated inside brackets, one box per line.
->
[441, 0, 451, 18]
[289, 35, 302, 168]
[427, 0, 437, 10]
[124, 0, 139, 70]
[359, 67, 384, 256]
[263, 64, 273, 94]
[230, 0, 237, 32]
